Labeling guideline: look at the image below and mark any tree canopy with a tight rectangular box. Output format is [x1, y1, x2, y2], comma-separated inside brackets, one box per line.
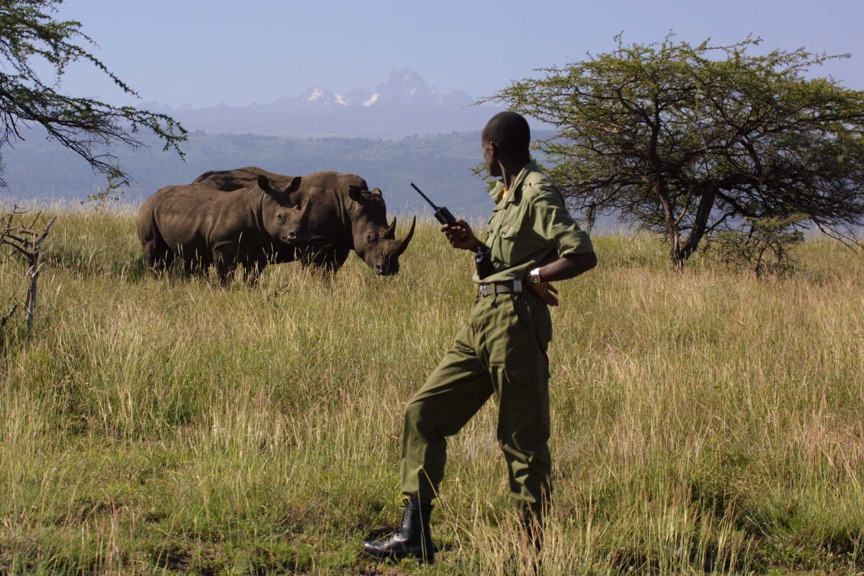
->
[0, 0, 185, 188]
[491, 35, 864, 268]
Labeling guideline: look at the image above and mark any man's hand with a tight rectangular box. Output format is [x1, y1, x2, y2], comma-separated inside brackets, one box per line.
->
[528, 282, 559, 306]
[442, 219, 479, 251]
[524, 252, 597, 307]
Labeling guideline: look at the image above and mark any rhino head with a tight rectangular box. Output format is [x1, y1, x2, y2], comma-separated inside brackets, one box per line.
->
[256, 174, 311, 244]
[348, 186, 416, 275]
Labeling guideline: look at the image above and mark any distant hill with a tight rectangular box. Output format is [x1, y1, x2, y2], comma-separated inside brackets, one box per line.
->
[0, 127, 614, 228]
[0, 128, 498, 221]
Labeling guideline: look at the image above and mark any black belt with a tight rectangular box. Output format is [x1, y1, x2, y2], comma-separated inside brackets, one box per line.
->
[477, 280, 523, 297]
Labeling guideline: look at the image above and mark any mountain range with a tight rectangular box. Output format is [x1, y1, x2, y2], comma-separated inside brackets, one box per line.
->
[148, 69, 503, 138]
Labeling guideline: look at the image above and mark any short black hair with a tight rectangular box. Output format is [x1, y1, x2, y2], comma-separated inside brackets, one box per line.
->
[482, 111, 530, 157]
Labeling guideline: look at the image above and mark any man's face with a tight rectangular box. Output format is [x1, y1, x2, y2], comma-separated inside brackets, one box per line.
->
[481, 137, 501, 177]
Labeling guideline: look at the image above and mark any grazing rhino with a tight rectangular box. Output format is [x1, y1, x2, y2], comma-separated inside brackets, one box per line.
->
[137, 174, 309, 284]
[193, 167, 415, 275]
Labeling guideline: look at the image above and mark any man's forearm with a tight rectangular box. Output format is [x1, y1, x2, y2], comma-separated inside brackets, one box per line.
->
[532, 252, 597, 283]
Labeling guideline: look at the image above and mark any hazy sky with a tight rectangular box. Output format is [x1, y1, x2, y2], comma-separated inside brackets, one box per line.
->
[53, 0, 863, 109]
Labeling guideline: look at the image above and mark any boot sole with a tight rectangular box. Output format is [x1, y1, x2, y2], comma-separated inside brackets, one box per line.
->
[362, 543, 435, 564]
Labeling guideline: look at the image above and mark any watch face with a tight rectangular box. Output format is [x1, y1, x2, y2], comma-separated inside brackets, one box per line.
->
[531, 269, 541, 284]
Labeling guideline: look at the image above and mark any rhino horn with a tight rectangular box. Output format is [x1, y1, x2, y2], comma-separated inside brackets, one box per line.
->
[393, 215, 416, 257]
[296, 198, 312, 222]
[384, 217, 397, 239]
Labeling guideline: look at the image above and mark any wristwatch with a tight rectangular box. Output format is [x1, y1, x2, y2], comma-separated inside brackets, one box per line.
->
[527, 267, 542, 285]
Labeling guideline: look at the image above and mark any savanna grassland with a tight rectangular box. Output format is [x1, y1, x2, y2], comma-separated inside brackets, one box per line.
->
[1, 207, 862, 575]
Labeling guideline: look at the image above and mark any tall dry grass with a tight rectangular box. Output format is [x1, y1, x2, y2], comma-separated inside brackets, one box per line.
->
[0, 208, 862, 574]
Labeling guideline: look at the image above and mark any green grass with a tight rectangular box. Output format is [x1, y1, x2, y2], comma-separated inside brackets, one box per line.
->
[1, 207, 863, 574]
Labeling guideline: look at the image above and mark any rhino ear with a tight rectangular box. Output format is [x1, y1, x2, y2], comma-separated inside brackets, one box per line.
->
[348, 185, 366, 203]
[286, 176, 302, 193]
[257, 174, 273, 193]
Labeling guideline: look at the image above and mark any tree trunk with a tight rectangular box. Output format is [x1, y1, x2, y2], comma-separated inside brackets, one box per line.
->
[657, 182, 685, 270]
[667, 188, 718, 269]
[678, 189, 718, 264]
[25, 250, 38, 332]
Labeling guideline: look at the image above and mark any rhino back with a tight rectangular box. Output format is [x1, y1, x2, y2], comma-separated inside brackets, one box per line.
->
[149, 185, 260, 250]
[194, 167, 298, 192]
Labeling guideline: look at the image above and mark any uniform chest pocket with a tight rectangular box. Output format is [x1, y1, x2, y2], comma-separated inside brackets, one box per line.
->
[498, 224, 519, 241]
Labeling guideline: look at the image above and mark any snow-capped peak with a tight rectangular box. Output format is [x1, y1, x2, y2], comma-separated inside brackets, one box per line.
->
[305, 86, 331, 103]
[281, 70, 474, 111]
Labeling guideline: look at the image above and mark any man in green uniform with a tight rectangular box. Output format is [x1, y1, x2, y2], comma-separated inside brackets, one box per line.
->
[363, 111, 597, 564]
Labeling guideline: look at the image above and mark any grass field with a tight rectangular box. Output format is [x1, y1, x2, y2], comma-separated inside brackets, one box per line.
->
[1, 207, 862, 575]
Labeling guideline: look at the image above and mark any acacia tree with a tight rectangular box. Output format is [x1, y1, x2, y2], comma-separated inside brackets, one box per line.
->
[490, 35, 864, 268]
[0, 0, 185, 187]
[0, 0, 185, 334]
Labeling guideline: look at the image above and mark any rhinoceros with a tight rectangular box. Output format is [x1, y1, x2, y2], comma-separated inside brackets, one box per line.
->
[137, 174, 309, 284]
[192, 167, 415, 275]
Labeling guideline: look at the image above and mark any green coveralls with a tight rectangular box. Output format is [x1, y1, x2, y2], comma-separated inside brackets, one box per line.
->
[400, 161, 594, 518]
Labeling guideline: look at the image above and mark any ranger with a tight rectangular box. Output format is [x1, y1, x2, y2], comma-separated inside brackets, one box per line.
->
[363, 111, 598, 563]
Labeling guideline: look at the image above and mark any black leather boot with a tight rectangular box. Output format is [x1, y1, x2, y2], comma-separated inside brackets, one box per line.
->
[362, 497, 435, 564]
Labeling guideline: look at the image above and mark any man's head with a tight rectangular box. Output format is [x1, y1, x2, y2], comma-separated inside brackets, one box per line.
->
[481, 111, 531, 177]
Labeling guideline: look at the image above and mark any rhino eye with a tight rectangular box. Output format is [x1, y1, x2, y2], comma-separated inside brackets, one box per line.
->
[277, 213, 286, 224]
[366, 233, 376, 245]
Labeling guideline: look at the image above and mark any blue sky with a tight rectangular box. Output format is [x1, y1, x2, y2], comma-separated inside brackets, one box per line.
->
[55, 0, 863, 108]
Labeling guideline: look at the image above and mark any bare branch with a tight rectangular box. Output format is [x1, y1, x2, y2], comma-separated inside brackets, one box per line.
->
[0, 205, 56, 333]
[0, 302, 17, 330]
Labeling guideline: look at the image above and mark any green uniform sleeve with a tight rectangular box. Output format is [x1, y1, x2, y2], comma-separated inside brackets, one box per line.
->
[528, 181, 594, 258]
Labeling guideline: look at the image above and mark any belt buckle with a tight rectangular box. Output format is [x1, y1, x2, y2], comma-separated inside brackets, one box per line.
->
[478, 284, 489, 297]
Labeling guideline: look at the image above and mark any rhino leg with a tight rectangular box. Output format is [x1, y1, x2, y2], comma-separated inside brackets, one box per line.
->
[183, 257, 207, 277]
[142, 241, 174, 274]
[177, 245, 209, 277]
[213, 243, 240, 285]
[243, 256, 268, 285]
[298, 242, 346, 274]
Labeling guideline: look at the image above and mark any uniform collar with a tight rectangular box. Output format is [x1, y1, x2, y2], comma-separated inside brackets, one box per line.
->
[488, 160, 539, 206]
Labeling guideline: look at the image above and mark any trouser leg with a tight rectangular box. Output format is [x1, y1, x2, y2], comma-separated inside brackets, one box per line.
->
[400, 323, 493, 501]
[366, 322, 489, 565]
[486, 294, 553, 532]
[495, 363, 552, 520]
